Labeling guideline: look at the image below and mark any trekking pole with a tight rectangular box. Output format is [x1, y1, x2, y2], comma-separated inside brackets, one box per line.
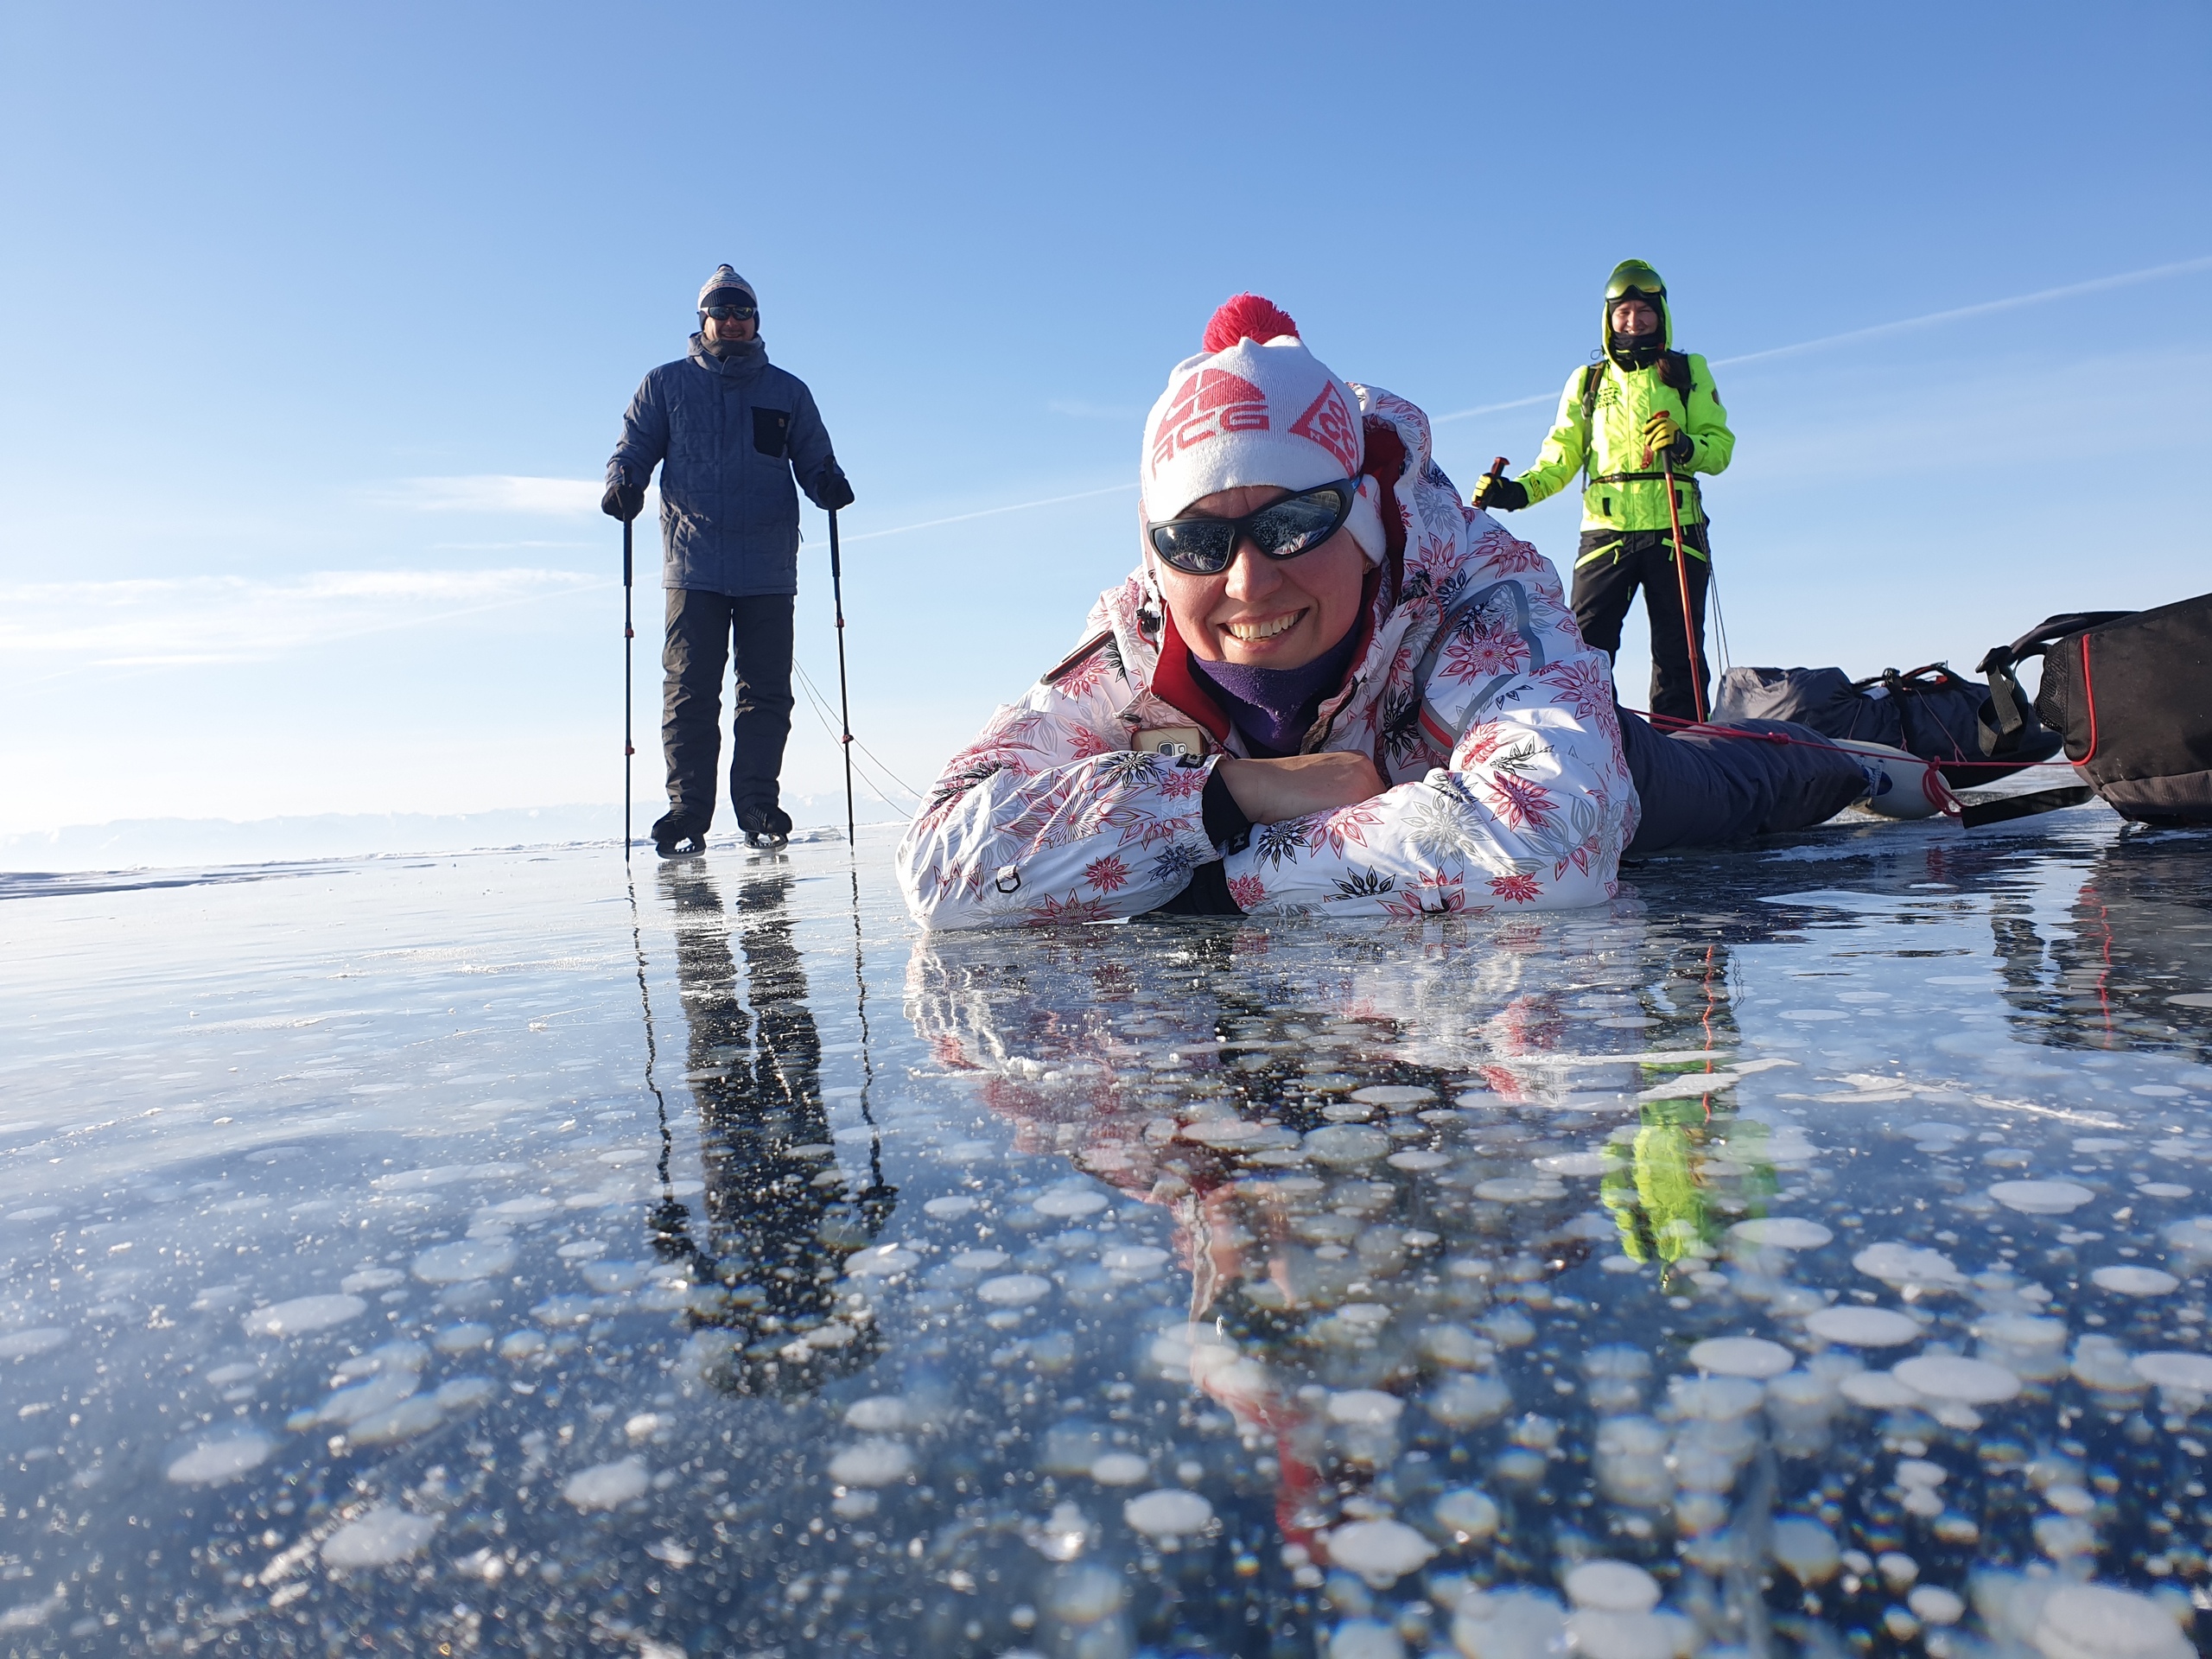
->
[1644, 425, 1708, 724]
[827, 507, 857, 848]
[622, 514, 634, 861]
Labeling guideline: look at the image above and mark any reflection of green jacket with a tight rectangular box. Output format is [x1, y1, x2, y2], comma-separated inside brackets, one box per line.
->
[1517, 283, 1734, 544]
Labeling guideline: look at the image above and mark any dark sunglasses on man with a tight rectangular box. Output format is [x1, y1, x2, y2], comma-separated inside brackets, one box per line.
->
[702, 302, 758, 322]
[1146, 480, 1358, 576]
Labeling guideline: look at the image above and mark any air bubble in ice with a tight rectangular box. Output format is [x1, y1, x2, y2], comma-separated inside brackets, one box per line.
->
[1325, 1518, 1434, 1587]
[1122, 1488, 1212, 1537]
[1451, 1588, 1566, 1659]
[2031, 1583, 2190, 1659]
[1563, 1560, 1659, 1613]
[1805, 1306, 1921, 1346]
[2132, 1352, 2212, 1390]
[241, 1294, 365, 1336]
[339, 1268, 405, 1294]
[1770, 1516, 1841, 1584]
[0, 1329, 69, 1360]
[923, 1196, 976, 1217]
[1325, 1389, 1403, 1427]
[1853, 1242, 1966, 1289]
[1730, 1218, 1833, 1249]
[1688, 1337, 1795, 1378]
[1306, 1126, 1389, 1166]
[1090, 1452, 1149, 1486]
[411, 1239, 516, 1285]
[1907, 1586, 1963, 1625]
[843, 1396, 912, 1432]
[828, 1439, 913, 1487]
[1891, 1355, 2020, 1403]
[1101, 1244, 1168, 1273]
[2091, 1265, 2178, 1296]
[978, 1273, 1051, 1306]
[1034, 1188, 1108, 1218]
[164, 1433, 275, 1484]
[321, 1504, 438, 1569]
[563, 1456, 651, 1510]
[1433, 1487, 1500, 1543]
[1989, 1180, 2094, 1216]
[844, 1245, 919, 1278]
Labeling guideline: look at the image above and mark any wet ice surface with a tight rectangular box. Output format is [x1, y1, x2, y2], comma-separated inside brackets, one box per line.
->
[3, 807, 2212, 1656]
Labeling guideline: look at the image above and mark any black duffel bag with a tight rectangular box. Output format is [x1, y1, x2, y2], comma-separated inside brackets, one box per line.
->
[1713, 661, 2061, 785]
[1979, 593, 2212, 824]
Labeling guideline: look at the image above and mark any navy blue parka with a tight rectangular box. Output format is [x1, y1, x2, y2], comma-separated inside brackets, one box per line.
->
[607, 334, 842, 598]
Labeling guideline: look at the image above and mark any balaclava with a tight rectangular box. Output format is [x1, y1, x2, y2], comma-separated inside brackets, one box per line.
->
[1601, 258, 1671, 372]
[1141, 295, 1386, 565]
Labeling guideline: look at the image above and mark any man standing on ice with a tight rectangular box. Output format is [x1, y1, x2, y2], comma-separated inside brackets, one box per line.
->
[1474, 260, 1734, 724]
[896, 294, 1863, 930]
[603, 265, 854, 855]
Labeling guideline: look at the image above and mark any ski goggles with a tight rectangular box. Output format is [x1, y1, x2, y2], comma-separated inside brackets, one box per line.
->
[701, 302, 757, 321]
[1147, 480, 1359, 576]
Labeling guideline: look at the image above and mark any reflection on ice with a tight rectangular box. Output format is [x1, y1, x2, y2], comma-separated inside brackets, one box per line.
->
[1, 811, 2210, 1652]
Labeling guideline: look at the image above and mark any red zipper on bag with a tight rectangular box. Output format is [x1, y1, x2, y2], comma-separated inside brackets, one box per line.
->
[2075, 632, 2100, 765]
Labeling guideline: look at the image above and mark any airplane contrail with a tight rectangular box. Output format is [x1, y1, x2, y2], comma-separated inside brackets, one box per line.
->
[836, 481, 1135, 544]
[1430, 252, 2211, 424]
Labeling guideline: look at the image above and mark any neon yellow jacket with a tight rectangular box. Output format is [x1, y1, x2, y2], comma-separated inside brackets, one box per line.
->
[1516, 288, 1734, 544]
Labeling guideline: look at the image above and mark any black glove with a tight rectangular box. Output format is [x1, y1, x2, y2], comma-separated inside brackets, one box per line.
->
[1472, 474, 1529, 512]
[817, 470, 855, 512]
[601, 482, 645, 522]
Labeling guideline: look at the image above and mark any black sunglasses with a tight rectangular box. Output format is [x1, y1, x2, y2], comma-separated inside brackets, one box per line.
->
[1147, 480, 1358, 576]
[702, 303, 757, 322]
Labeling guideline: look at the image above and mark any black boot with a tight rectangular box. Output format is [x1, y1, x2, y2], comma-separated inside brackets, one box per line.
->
[736, 804, 792, 851]
[651, 807, 710, 858]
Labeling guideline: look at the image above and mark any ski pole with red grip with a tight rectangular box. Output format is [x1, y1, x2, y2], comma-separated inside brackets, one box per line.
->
[1643, 423, 1707, 724]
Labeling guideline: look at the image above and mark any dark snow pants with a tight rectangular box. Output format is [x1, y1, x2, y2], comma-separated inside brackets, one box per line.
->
[1619, 707, 1869, 856]
[662, 588, 795, 828]
[1573, 525, 1711, 723]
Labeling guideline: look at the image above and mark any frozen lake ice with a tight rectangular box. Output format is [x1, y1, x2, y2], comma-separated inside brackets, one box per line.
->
[3, 804, 2210, 1656]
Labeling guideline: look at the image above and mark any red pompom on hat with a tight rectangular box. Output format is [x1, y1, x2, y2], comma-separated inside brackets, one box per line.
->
[1201, 294, 1300, 353]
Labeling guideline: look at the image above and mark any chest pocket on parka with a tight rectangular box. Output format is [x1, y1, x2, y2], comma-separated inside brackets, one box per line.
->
[752, 407, 792, 458]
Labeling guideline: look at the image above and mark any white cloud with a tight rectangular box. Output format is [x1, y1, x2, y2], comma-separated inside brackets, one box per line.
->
[0, 569, 604, 666]
[376, 475, 607, 514]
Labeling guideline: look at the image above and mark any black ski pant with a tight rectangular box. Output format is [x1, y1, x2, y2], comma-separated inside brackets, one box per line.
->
[1618, 708, 1869, 855]
[662, 588, 794, 829]
[1571, 524, 1711, 724]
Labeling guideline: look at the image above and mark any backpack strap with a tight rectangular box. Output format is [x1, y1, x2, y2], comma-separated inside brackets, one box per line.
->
[1974, 612, 2135, 753]
[1578, 361, 1605, 489]
[1580, 359, 1607, 425]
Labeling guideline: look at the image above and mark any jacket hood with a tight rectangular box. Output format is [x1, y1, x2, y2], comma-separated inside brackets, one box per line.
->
[1601, 259, 1672, 368]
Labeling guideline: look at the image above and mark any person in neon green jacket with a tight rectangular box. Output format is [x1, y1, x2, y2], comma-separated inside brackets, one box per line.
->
[1475, 260, 1735, 721]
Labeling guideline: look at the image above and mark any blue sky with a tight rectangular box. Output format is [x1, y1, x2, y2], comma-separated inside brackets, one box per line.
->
[3, 1, 2207, 849]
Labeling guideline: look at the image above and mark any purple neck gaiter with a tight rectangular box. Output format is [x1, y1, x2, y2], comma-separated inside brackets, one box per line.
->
[1188, 622, 1363, 759]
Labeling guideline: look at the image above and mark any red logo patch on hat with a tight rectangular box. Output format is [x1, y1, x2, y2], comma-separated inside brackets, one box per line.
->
[1149, 368, 1268, 474]
[1288, 382, 1359, 475]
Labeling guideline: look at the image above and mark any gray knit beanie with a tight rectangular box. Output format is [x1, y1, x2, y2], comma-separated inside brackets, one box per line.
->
[697, 264, 758, 312]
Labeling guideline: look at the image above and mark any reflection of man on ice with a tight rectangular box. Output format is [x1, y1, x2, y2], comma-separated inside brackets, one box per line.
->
[1475, 261, 1734, 724]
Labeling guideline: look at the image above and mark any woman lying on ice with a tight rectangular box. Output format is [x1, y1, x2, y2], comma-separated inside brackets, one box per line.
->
[896, 296, 1867, 930]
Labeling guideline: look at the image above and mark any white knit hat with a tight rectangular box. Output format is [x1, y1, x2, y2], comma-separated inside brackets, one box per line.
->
[1140, 295, 1384, 563]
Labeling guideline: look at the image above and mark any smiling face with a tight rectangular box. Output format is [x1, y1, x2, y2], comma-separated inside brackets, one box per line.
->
[1610, 298, 1660, 340]
[1154, 485, 1370, 667]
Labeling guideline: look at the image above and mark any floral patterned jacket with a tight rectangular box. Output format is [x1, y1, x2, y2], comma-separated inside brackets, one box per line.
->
[895, 387, 1639, 929]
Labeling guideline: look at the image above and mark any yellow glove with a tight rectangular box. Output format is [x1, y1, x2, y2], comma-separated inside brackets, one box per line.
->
[1642, 410, 1689, 465]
